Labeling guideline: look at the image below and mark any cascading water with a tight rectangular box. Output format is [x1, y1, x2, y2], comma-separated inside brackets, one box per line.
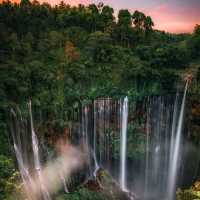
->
[11, 103, 87, 200]
[167, 81, 188, 200]
[82, 105, 92, 177]
[11, 81, 194, 200]
[144, 104, 150, 198]
[10, 108, 35, 200]
[120, 97, 128, 191]
[168, 93, 179, 177]
[93, 101, 100, 176]
[29, 101, 51, 200]
[59, 171, 69, 193]
[80, 91, 191, 199]
[81, 99, 122, 179]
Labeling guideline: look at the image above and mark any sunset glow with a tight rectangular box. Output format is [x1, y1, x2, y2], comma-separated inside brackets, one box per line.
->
[145, 3, 200, 33]
[1, 0, 200, 33]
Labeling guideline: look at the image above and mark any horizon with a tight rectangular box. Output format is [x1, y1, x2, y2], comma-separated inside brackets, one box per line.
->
[1, 0, 200, 33]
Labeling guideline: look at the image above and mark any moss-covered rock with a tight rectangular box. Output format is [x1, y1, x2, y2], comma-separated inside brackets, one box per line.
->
[177, 181, 200, 200]
[83, 168, 136, 200]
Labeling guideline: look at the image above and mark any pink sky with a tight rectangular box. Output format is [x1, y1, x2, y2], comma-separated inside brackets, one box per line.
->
[144, 4, 200, 33]
[2, 0, 200, 33]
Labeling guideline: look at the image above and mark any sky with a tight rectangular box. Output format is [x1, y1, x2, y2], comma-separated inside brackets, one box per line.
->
[4, 0, 200, 33]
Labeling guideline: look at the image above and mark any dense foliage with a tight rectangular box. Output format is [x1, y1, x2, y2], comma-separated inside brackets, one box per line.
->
[55, 188, 110, 200]
[0, 155, 20, 199]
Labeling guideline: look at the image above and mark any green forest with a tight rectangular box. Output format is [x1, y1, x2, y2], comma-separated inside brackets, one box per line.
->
[0, 0, 200, 200]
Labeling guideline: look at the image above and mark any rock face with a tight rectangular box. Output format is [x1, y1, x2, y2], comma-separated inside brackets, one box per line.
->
[83, 168, 136, 200]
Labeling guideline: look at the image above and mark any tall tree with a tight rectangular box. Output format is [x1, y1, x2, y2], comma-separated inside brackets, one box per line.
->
[100, 5, 115, 32]
[115, 9, 134, 47]
[144, 16, 154, 37]
[132, 10, 146, 29]
[118, 9, 132, 26]
[88, 4, 99, 31]
[194, 24, 200, 35]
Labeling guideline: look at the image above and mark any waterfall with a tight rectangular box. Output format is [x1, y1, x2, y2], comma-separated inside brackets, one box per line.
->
[168, 93, 179, 174]
[144, 104, 150, 198]
[167, 81, 188, 200]
[10, 87, 192, 200]
[29, 101, 51, 200]
[93, 101, 100, 176]
[120, 97, 128, 191]
[141, 87, 188, 200]
[10, 108, 34, 200]
[10, 104, 51, 200]
[82, 105, 92, 177]
[29, 102, 41, 170]
[59, 171, 69, 193]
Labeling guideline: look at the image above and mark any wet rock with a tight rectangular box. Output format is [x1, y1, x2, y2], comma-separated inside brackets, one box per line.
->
[83, 168, 137, 200]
